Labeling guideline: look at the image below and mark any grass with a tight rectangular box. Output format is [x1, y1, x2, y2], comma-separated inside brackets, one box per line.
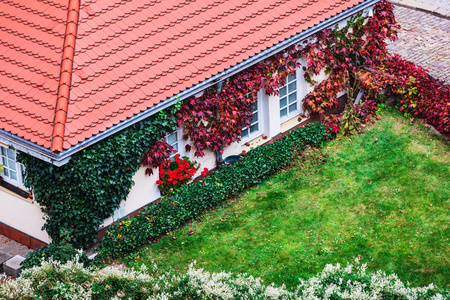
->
[124, 107, 450, 289]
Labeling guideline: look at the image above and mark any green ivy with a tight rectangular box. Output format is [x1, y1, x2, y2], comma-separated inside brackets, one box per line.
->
[18, 104, 180, 249]
[97, 122, 331, 259]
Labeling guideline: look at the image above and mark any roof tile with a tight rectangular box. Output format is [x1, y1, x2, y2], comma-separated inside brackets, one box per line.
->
[0, 0, 366, 152]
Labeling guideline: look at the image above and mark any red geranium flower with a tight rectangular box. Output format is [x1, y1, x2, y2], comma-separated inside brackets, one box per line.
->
[156, 154, 201, 194]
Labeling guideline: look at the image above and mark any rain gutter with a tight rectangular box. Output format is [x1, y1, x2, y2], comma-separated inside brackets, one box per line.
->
[0, 0, 379, 167]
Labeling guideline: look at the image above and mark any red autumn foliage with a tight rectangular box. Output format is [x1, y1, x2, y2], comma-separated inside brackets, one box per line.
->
[177, 46, 303, 157]
[302, 0, 398, 117]
[141, 140, 173, 175]
[176, 0, 448, 158]
[383, 55, 449, 134]
[356, 99, 379, 124]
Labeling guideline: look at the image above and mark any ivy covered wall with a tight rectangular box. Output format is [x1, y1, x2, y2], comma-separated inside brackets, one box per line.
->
[18, 105, 179, 248]
[16, 0, 399, 249]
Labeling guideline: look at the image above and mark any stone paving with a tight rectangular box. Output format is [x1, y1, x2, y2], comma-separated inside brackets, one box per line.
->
[387, 5, 450, 84]
[391, 0, 450, 18]
[0, 235, 32, 258]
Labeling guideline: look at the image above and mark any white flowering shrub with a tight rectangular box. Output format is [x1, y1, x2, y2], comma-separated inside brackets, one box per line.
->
[0, 256, 448, 299]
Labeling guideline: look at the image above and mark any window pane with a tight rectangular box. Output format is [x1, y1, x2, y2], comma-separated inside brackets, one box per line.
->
[7, 148, 14, 160]
[250, 102, 258, 111]
[2, 157, 6, 165]
[10, 171, 17, 181]
[287, 74, 296, 82]
[288, 92, 297, 104]
[1, 147, 5, 156]
[167, 132, 177, 145]
[3, 168, 8, 177]
[288, 82, 296, 93]
[241, 128, 249, 138]
[280, 108, 287, 118]
[280, 97, 287, 108]
[279, 86, 287, 97]
[172, 143, 178, 153]
[250, 123, 259, 133]
[289, 103, 297, 113]
[8, 159, 16, 171]
[251, 112, 258, 123]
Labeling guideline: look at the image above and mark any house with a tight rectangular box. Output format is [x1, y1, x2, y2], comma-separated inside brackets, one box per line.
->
[0, 0, 379, 248]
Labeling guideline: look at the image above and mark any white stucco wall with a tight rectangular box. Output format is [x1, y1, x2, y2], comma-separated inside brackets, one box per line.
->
[98, 19, 349, 230]
[222, 141, 242, 159]
[101, 135, 220, 227]
[0, 189, 50, 243]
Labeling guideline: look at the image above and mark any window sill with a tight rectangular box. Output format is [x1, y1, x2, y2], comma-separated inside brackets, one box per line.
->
[240, 132, 264, 145]
[0, 178, 33, 203]
[280, 109, 302, 124]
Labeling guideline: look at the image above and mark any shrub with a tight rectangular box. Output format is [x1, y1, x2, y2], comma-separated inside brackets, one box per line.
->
[1, 257, 448, 299]
[386, 55, 450, 134]
[364, 55, 450, 134]
[21, 243, 90, 270]
[356, 99, 379, 123]
[97, 122, 330, 259]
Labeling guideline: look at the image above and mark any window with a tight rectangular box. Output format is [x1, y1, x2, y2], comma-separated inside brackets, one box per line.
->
[279, 73, 298, 119]
[165, 128, 188, 159]
[165, 130, 179, 158]
[0, 145, 25, 188]
[241, 100, 260, 140]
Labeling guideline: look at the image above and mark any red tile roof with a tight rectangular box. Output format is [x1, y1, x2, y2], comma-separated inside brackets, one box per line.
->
[0, 0, 366, 153]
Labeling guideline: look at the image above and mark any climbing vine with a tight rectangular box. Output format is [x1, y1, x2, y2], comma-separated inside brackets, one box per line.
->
[301, 0, 398, 120]
[368, 55, 450, 134]
[17, 0, 425, 249]
[18, 105, 179, 248]
[178, 0, 399, 154]
[177, 48, 302, 157]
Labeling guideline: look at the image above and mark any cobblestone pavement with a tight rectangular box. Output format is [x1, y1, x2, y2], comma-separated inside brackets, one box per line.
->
[0, 235, 32, 258]
[387, 5, 450, 84]
[391, 0, 450, 17]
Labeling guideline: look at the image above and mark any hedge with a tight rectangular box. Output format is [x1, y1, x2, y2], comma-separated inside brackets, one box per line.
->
[97, 122, 331, 259]
[21, 243, 91, 270]
[1, 256, 448, 299]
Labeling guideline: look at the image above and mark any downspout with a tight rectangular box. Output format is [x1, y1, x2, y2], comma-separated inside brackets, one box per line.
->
[215, 81, 224, 165]
[0, 0, 378, 165]
[51, 0, 80, 153]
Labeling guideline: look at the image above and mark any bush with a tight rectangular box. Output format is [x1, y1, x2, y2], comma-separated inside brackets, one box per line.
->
[21, 243, 90, 270]
[97, 122, 330, 259]
[1, 257, 448, 299]
[386, 55, 450, 134]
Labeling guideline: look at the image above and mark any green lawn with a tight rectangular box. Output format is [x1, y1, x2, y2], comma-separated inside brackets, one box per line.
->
[124, 108, 450, 289]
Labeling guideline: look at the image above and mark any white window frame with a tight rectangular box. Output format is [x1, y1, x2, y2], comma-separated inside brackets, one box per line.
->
[279, 71, 302, 121]
[241, 92, 263, 143]
[0, 144, 27, 190]
[164, 127, 187, 159]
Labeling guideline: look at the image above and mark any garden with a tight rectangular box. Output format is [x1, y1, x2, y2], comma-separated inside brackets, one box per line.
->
[124, 106, 450, 290]
[1, 107, 449, 299]
[1, 0, 449, 298]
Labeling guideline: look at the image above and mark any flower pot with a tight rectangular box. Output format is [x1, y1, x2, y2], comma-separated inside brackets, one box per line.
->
[224, 155, 241, 165]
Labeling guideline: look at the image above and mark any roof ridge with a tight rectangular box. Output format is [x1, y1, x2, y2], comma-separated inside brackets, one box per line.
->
[51, 0, 80, 153]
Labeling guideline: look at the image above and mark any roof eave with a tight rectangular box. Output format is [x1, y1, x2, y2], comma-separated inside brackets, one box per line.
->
[0, 0, 379, 166]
